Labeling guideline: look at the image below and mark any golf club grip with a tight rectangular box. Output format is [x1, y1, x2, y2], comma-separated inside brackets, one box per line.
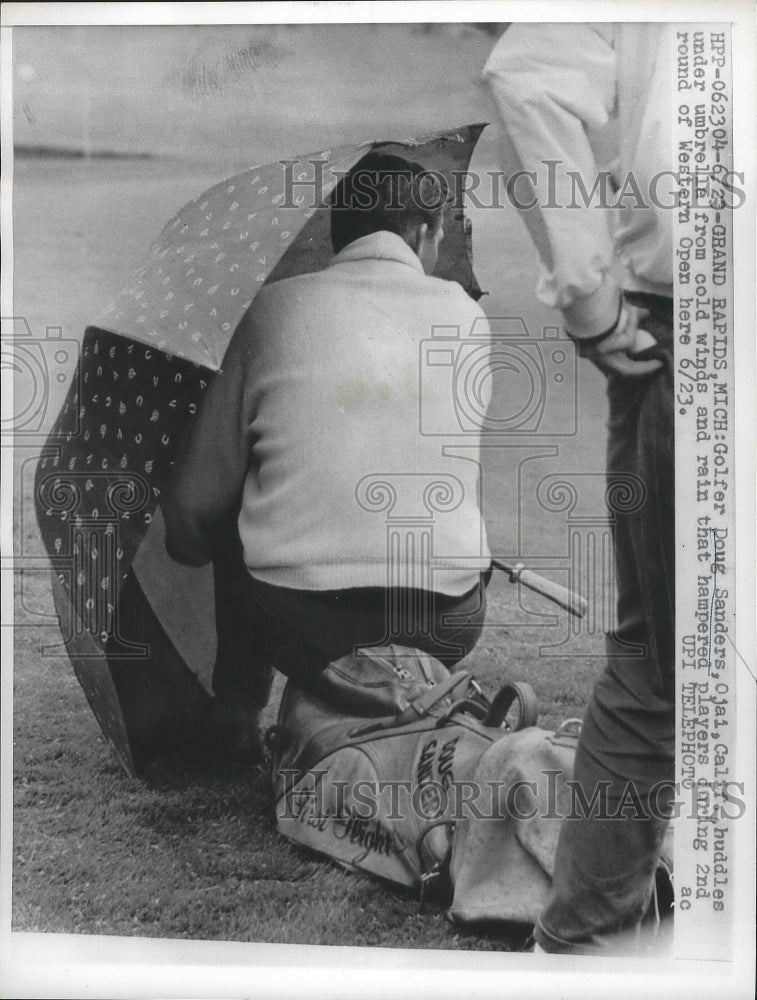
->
[492, 560, 587, 618]
[517, 568, 587, 619]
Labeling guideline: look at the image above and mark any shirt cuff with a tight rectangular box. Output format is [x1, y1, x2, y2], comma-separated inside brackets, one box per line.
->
[560, 278, 622, 339]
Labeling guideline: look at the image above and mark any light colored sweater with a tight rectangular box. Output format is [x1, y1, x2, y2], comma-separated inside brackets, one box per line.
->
[164, 231, 491, 595]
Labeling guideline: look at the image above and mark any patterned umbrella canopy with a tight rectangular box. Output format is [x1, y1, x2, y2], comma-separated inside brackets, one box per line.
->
[34, 124, 487, 776]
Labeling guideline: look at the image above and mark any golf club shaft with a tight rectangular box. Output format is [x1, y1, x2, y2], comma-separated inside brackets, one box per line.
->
[492, 559, 587, 619]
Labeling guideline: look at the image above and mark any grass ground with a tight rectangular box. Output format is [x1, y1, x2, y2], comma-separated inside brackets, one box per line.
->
[10, 23, 612, 951]
[12, 590, 598, 949]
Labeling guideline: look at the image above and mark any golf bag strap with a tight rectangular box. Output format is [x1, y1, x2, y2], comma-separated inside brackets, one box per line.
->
[417, 819, 456, 912]
[346, 671, 474, 737]
[276, 674, 490, 787]
[483, 680, 538, 729]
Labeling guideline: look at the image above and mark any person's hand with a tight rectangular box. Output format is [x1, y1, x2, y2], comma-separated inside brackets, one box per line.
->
[580, 304, 663, 377]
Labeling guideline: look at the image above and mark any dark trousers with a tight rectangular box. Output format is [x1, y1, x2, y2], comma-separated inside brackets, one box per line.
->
[212, 524, 489, 708]
[536, 292, 675, 953]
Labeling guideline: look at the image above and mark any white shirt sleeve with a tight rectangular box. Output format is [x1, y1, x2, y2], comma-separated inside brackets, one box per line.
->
[483, 23, 622, 336]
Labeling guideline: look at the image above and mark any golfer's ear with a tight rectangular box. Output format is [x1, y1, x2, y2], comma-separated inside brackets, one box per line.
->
[415, 222, 428, 253]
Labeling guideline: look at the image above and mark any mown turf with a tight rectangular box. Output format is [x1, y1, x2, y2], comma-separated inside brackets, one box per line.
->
[12, 559, 597, 949]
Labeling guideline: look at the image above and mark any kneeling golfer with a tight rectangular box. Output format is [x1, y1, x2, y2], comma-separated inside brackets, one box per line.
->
[164, 152, 493, 756]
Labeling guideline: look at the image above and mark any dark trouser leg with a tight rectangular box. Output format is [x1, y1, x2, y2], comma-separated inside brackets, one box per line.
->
[536, 749, 674, 953]
[536, 295, 675, 953]
[233, 571, 491, 686]
[211, 519, 275, 712]
[210, 503, 489, 699]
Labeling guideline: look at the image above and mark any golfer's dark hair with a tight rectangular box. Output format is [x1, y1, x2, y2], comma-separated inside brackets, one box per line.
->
[329, 151, 448, 253]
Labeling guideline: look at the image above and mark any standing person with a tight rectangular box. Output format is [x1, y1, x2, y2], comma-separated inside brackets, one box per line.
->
[163, 152, 492, 759]
[483, 23, 675, 953]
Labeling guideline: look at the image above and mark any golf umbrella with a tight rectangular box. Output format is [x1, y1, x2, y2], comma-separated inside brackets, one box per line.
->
[34, 124, 487, 776]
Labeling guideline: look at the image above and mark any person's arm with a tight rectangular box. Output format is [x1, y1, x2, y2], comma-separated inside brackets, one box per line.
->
[483, 23, 660, 375]
[162, 314, 257, 567]
[483, 23, 619, 333]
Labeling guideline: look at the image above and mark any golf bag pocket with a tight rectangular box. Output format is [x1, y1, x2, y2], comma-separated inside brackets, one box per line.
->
[267, 646, 578, 926]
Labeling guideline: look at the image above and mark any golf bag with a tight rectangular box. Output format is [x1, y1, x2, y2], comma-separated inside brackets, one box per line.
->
[267, 645, 581, 925]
